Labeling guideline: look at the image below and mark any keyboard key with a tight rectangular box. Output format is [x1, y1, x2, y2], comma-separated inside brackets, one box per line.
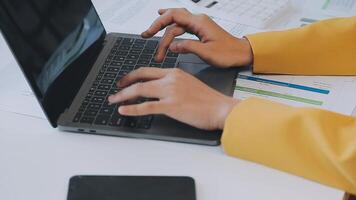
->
[78, 106, 86, 113]
[140, 54, 152, 60]
[127, 54, 139, 60]
[73, 113, 82, 123]
[95, 74, 103, 81]
[107, 54, 114, 60]
[94, 115, 110, 125]
[104, 73, 116, 79]
[124, 60, 136, 65]
[113, 55, 125, 61]
[107, 67, 120, 73]
[109, 115, 124, 127]
[99, 68, 106, 73]
[98, 84, 111, 90]
[122, 38, 135, 44]
[146, 40, 158, 48]
[116, 51, 128, 56]
[151, 58, 160, 63]
[134, 39, 146, 44]
[130, 49, 141, 54]
[94, 90, 108, 96]
[124, 117, 138, 128]
[137, 116, 153, 129]
[137, 60, 149, 65]
[121, 65, 134, 71]
[91, 97, 105, 103]
[88, 87, 96, 94]
[82, 99, 90, 105]
[103, 101, 116, 108]
[100, 107, 114, 115]
[132, 44, 145, 49]
[80, 117, 94, 124]
[142, 49, 154, 54]
[167, 51, 179, 57]
[162, 62, 175, 68]
[81, 101, 89, 107]
[88, 103, 101, 110]
[150, 63, 162, 68]
[109, 89, 119, 95]
[115, 37, 123, 44]
[164, 58, 177, 63]
[111, 61, 123, 66]
[85, 93, 93, 100]
[101, 79, 114, 84]
[135, 65, 145, 69]
[84, 109, 99, 116]
[119, 45, 130, 50]
[118, 70, 129, 77]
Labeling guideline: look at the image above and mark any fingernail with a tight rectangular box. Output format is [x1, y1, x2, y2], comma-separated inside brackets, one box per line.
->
[141, 31, 149, 37]
[170, 43, 178, 52]
[118, 106, 125, 114]
[108, 96, 113, 103]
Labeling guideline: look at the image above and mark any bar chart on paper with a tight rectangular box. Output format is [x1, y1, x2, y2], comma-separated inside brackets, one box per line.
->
[234, 71, 356, 115]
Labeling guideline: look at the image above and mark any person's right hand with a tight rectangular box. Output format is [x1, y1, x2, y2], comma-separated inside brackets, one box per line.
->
[142, 8, 253, 68]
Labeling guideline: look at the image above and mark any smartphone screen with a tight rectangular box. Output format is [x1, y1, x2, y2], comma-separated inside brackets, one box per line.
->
[67, 176, 196, 200]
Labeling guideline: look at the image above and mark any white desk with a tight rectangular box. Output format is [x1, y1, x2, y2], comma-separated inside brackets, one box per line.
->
[0, 109, 344, 200]
[0, 0, 348, 199]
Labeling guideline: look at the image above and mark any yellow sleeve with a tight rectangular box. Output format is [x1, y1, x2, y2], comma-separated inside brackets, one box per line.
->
[222, 17, 356, 194]
[222, 98, 356, 194]
[246, 17, 356, 75]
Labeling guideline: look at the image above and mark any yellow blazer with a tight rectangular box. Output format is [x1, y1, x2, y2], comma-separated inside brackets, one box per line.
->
[222, 16, 356, 194]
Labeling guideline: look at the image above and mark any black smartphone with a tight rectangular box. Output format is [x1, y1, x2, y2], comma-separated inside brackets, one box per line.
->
[67, 175, 196, 200]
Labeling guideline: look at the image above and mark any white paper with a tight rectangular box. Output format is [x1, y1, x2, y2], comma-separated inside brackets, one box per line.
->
[177, 0, 293, 28]
[93, 0, 183, 36]
[0, 62, 46, 119]
[322, 0, 356, 16]
[235, 71, 356, 115]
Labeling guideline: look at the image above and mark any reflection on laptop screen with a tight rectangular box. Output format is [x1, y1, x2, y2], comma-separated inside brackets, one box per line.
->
[0, 0, 106, 126]
[0, 0, 105, 96]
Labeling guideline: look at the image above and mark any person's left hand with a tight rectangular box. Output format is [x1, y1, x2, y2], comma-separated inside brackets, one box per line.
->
[108, 67, 239, 130]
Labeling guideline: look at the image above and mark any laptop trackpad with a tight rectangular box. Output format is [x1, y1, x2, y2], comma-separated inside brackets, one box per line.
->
[178, 62, 237, 96]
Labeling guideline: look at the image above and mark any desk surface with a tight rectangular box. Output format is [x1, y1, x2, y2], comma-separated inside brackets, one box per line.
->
[0, 0, 350, 199]
[0, 109, 343, 200]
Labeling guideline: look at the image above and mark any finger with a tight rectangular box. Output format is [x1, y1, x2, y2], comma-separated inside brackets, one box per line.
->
[118, 67, 169, 87]
[119, 101, 166, 116]
[156, 25, 185, 62]
[169, 40, 210, 60]
[108, 80, 163, 104]
[158, 8, 169, 15]
[141, 8, 192, 38]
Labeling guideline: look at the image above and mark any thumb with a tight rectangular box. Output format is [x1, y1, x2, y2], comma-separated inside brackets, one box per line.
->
[169, 40, 210, 59]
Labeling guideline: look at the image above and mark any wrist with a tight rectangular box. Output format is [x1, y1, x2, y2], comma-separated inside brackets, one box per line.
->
[217, 97, 240, 130]
[230, 37, 254, 67]
[240, 37, 254, 66]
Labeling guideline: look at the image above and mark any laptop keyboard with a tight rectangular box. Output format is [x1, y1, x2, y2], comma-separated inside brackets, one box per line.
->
[72, 37, 179, 129]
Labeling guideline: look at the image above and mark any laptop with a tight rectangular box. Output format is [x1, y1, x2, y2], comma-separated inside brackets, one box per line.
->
[0, 0, 237, 146]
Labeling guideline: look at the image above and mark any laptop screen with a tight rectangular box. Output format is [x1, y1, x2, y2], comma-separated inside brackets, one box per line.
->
[0, 0, 106, 126]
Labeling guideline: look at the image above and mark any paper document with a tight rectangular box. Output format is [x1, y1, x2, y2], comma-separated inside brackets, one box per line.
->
[322, 0, 356, 16]
[234, 71, 356, 115]
[93, 0, 183, 35]
[177, 0, 293, 28]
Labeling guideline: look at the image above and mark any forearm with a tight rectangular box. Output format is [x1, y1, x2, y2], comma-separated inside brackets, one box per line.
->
[222, 98, 356, 194]
[245, 17, 356, 75]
